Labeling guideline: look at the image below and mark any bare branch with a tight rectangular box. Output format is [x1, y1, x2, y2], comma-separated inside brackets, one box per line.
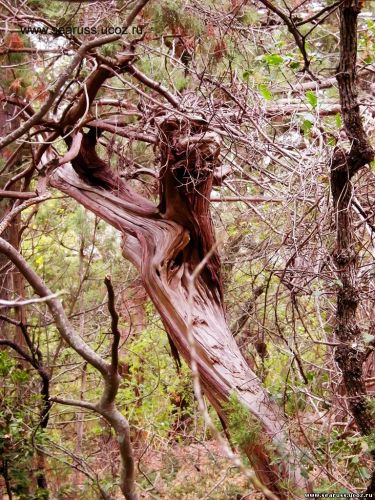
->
[58, 132, 83, 165]
[85, 119, 157, 144]
[257, 0, 311, 72]
[0, 190, 37, 199]
[127, 64, 181, 109]
[0, 34, 123, 150]
[0, 236, 110, 376]
[50, 397, 98, 413]
[0, 338, 34, 365]
[104, 275, 120, 373]
[0, 194, 50, 237]
[0, 294, 59, 308]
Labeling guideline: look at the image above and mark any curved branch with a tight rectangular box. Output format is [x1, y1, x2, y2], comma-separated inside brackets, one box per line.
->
[258, 0, 310, 71]
[86, 120, 157, 144]
[0, 338, 34, 365]
[0, 194, 50, 237]
[59, 132, 83, 165]
[127, 64, 181, 109]
[0, 237, 110, 376]
[335, 0, 374, 174]
[0, 34, 123, 151]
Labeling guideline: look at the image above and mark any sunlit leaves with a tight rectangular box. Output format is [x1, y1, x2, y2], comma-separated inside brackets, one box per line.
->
[305, 90, 318, 108]
[262, 54, 284, 66]
[258, 83, 273, 101]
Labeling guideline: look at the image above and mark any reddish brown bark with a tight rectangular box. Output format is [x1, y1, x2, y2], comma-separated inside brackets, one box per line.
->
[50, 118, 309, 498]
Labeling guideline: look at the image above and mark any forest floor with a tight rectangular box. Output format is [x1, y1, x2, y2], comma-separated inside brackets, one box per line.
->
[134, 440, 263, 499]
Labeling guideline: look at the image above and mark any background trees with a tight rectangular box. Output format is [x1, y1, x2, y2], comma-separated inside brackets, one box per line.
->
[1, 0, 375, 498]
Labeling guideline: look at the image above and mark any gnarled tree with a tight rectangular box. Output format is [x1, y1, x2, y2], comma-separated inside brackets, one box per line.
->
[3, 0, 375, 497]
[49, 114, 308, 497]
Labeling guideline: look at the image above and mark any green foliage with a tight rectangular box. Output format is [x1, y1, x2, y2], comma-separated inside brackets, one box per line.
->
[366, 397, 375, 422]
[301, 117, 314, 133]
[222, 393, 261, 449]
[117, 323, 195, 436]
[258, 83, 273, 101]
[0, 354, 46, 498]
[99, 41, 123, 58]
[0, 351, 13, 376]
[263, 54, 284, 66]
[151, 0, 203, 36]
[335, 112, 342, 129]
[305, 90, 318, 108]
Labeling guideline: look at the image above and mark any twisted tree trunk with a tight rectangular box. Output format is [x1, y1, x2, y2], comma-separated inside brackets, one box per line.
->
[50, 116, 309, 499]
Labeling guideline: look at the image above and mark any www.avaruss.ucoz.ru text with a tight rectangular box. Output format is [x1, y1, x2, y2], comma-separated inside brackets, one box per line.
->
[20, 26, 144, 35]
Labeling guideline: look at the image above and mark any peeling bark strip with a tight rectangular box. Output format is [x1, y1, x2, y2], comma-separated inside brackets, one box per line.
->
[50, 116, 309, 498]
[331, 0, 375, 491]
